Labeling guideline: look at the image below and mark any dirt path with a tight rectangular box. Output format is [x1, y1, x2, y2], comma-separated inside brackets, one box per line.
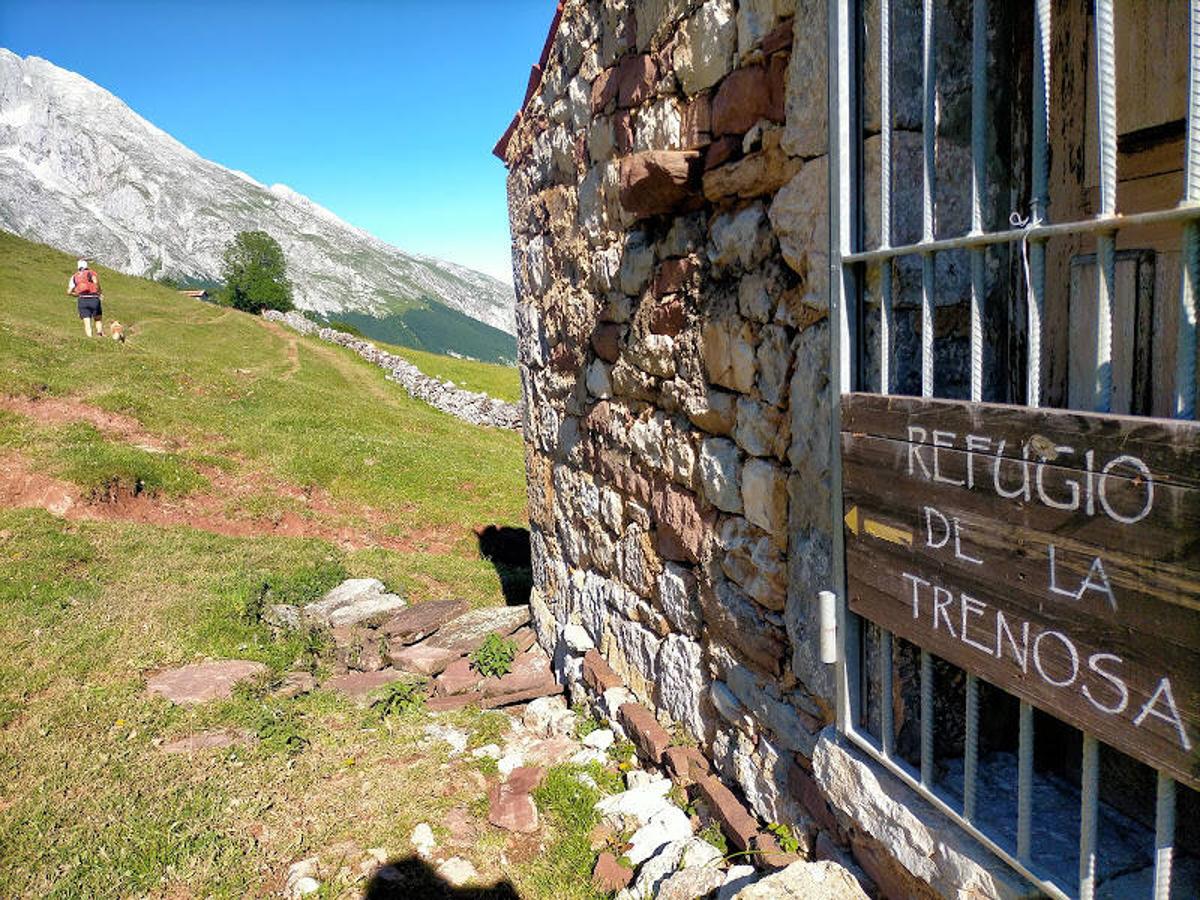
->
[254, 318, 394, 403]
[0, 393, 458, 553]
[0, 451, 459, 553]
[0, 394, 179, 452]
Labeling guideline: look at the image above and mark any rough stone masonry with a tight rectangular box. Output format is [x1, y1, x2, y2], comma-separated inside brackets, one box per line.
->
[496, 1, 1025, 897]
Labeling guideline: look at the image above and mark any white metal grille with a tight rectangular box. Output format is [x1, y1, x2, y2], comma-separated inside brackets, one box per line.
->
[827, 2, 1199, 897]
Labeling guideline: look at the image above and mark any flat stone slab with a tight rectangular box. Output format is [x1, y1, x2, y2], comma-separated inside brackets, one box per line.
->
[325, 668, 409, 701]
[326, 592, 407, 628]
[435, 657, 481, 697]
[388, 642, 458, 676]
[424, 605, 531, 655]
[304, 578, 406, 627]
[161, 729, 254, 754]
[147, 660, 268, 705]
[478, 647, 556, 698]
[379, 599, 470, 645]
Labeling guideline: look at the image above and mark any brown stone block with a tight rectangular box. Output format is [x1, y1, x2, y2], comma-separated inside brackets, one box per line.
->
[652, 257, 697, 298]
[617, 702, 672, 763]
[695, 773, 759, 851]
[650, 480, 712, 564]
[618, 150, 702, 220]
[479, 681, 564, 709]
[699, 581, 786, 677]
[752, 832, 804, 870]
[649, 297, 686, 336]
[763, 19, 794, 55]
[850, 831, 941, 900]
[704, 135, 742, 171]
[591, 322, 624, 363]
[593, 852, 634, 893]
[582, 648, 623, 693]
[616, 53, 657, 108]
[712, 66, 771, 136]
[791, 758, 840, 835]
[664, 745, 711, 785]
[767, 53, 788, 123]
[681, 92, 712, 149]
[615, 110, 634, 154]
[426, 691, 483, 712]
[592, 68, 617, 113]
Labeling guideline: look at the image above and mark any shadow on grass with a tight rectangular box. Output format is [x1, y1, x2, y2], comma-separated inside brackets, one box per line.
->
[363, 855, 519, 899]
[475, 525, 532, 607]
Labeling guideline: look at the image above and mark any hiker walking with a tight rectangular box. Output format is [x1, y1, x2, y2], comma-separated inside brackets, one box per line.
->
[68, 258, 104, 337]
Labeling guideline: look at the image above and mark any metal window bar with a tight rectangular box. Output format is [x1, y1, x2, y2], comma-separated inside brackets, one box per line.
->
[828, 0, 1198, 897]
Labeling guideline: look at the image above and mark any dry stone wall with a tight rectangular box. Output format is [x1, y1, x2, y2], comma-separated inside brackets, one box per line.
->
[263, 310, 522, 430]
[500, 1, 1023, 897]
[504, 0, 837, 866]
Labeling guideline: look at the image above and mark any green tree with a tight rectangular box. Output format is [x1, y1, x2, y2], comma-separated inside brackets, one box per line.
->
[220, 231, 294, 313]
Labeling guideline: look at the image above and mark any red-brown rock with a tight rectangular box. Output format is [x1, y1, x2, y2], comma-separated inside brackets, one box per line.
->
[592, 852, 634, 892]
[652, 257, 697, 298]
[651, 480, 713, 564]
[616, 53, 656, 108]
[617, 702, 672, 764]
[147, 660, 268, 706]
[767, 53, 788, 123]
[478, 648, 556, 698]
[435, 657, 480, 697]
[510, 626, 537, 653]
[713, 66, 772, 136]
[704, 135, 743, 171]
[380, 600, 471, 645]
[387, 643, 458, 676]
[763, 19, 795, 55]
[792, 759, 840, 835]
[650, 297, 686, 336]
[754, 831, 804, 870]
[479, 682, 564, 708]
[582, 649, 622, 694]
[591, 323, 624, 363]
[426, 692, 483, 712]
[695, 773, 760, 851]
[325, 668, 410, 702]
[592, 68, 617, 113]
[618, 151, 701, 220]
[682, 92, 712, 148]
[615, 111, 634, 154]
[664, 745, 711, 785]
[488, 766, 545, 834]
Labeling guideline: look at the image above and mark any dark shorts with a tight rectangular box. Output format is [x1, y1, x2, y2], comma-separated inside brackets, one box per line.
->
[77, 295, 102, 319]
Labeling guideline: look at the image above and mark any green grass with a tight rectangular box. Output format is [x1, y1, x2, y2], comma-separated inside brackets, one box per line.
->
[0, 230, 526, 534]
[0, 231, 544, 898]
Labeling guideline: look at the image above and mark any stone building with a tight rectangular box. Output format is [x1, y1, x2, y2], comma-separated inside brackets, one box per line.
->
[496, 1, 1197, 896]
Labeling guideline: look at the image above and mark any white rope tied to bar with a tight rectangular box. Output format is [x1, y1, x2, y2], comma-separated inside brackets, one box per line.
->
[1010, 210, 1037, 308]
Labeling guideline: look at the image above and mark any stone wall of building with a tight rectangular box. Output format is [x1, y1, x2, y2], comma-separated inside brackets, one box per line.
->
[498, 2, 1022, 896]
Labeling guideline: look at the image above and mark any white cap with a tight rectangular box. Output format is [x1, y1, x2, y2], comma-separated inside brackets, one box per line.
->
[77, 259, 87, 269]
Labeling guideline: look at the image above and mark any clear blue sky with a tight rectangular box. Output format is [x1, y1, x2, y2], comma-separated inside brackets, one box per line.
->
[1, 0, 554, 283]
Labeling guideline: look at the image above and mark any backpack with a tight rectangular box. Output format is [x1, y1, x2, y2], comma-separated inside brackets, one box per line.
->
[73, 269, 99, 294]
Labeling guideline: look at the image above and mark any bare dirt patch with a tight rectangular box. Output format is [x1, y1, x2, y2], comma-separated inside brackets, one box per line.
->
[0, 452, 460, 553]
[0, 394, 177, 452]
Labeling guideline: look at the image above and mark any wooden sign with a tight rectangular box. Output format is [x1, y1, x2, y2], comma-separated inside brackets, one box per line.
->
[840, 393, 1200, 790]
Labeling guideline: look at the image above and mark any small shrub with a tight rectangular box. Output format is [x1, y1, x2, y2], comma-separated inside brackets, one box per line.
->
[371, 679, 426, 720]
[572, 703, 602, 740]
[766, 821, 803, 854]
[470, 633, 517, 678]
[608, 739, 636, 767]
[699, 821, 728, 855]
[254, 704, 309, 755]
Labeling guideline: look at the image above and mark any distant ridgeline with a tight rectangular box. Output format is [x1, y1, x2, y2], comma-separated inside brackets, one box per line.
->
[315, 300, 516, 366]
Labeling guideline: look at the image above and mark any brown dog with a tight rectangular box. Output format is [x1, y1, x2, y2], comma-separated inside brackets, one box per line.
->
[109, 320, 126, 342]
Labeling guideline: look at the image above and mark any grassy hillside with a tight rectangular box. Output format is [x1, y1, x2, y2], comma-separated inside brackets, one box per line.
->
[331, 304, 517, 366]
[0, 232, 602, 899]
